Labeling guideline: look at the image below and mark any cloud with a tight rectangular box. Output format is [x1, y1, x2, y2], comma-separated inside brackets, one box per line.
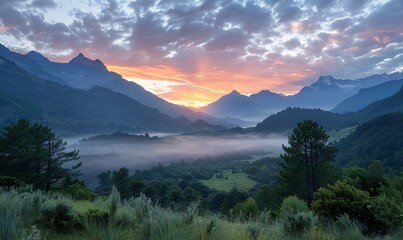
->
[0, 0, 401, 107]
[31, 0, 56, 9]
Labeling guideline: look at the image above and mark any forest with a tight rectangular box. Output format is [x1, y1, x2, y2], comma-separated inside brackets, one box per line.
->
[0, 118, 402, 240]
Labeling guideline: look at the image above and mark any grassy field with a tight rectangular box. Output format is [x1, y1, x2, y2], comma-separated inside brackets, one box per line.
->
[327, 126, 356, 142]
[201, 170, 257, 192]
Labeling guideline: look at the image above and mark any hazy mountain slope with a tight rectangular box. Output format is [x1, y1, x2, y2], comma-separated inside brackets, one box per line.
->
[0, 56, 223, 134]
[24, 49, 236, 126]
[335, 112, 403, 170]
[353, 86, 403, 121]
[253, 107, 351, 134]
[0, 44, 238, 127]
[0, 45, 65, 84]
[201, 74, 403, 121]
[332, 79, 403, 113]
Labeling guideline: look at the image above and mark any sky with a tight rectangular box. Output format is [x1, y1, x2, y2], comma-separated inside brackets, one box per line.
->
[0, 0, 402, 107]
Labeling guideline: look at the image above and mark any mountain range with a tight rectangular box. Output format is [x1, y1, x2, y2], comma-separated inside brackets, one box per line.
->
[0, 56, 225, 135]
[252, 85, 403, 134]
[0, 44, 250, 128]
[200, 73, 403, 121]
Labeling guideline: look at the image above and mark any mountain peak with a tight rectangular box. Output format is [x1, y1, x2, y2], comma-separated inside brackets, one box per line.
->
[69, 53, 106, 70]
[229, 90, 242, 96]
[26, 51, 49, 63]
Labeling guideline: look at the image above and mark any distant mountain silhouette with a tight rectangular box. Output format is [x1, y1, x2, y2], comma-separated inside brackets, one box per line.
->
[248, 86, 403, 134]
[0, 44, 243, 127]
[201, 73, 403, 121]
[332, 79, 403, 113]
[0, 56, 225, 134]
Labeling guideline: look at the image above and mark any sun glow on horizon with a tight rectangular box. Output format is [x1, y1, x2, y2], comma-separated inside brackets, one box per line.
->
[107, 64, 304, 108]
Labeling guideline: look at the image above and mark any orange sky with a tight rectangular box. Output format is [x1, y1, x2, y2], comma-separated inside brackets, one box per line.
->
[107, 64, 305, 107]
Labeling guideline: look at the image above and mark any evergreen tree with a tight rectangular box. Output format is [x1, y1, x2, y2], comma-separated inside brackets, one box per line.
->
[0, 120, 81, 191]
[277, 120, 337, 205]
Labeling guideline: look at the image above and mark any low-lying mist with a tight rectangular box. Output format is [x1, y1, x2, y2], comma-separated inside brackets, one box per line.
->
[67, 134, 287, 185]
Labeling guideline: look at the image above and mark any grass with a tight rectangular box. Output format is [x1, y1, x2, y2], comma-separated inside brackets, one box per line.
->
[327, 126, 357, 142]
[1, 188, 402, 240]
[200, 170, 257, 192]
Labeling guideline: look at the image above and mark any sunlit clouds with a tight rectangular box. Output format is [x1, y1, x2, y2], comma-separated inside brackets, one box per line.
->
[0, 0, 402, 107]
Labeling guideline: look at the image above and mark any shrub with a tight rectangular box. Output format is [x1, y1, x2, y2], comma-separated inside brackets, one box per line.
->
[80, 209, 109, 226]
[368, 194, 403, 234]
[312, 181, 402, 234]
[108, 186, 121, 217]
[280, 196, 309, 217]
[283, 211, 316, 237]
[0, 176, 25, 189]
[41, 203, 78, 233]
[312, 181, 371, 221]
[233, 197, 259, 220]
[62, 183, 97, 201]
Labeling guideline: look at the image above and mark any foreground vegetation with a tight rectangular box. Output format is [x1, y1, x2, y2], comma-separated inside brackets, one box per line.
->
[0, 118, 402, 239]
[1, 186, 401, 240]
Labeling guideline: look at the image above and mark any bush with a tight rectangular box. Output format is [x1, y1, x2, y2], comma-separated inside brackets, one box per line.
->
[233, 197, 258, 220]
[41, 203, 78, 233]
[62, 183, 97, 201]
[0, 176, 25, 189]
[280, 196, 309, 217]
[283, 211, 316, 237]
[80, 209, 109, 226]
[369, 194, 403, 234]
[312, 181, 402, 234]
[312, 181, 371, 220]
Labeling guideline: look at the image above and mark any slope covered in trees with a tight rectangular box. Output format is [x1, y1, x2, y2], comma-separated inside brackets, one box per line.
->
[334, 112, 403, 170]
[0, 56, 224, 134]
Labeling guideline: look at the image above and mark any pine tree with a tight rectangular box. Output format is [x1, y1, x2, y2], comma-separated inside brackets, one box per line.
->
[277, 120, 337, 206]
[0, 120, 81, 191]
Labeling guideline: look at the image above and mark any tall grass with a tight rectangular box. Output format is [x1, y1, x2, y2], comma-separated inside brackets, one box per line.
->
[0, 187, 401, 240]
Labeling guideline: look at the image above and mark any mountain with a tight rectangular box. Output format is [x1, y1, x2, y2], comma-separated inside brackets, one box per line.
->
[353, 86, 403, 121]
[248, 86, 403, 134]
[253, 107, 351, 134]
[0, 45, 65, 84]
[200, 73, 403, 122]
[0, 56, 225, 134]
[334, 112, 403, 170]
[332, 79, 403, 113]
[0, 44, 239, 127]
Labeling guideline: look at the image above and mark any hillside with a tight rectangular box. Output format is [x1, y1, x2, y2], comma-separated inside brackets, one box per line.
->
[0, 44, 240, 127]
[335, 112, 403, 170]
[0, 56, 223, 134]
[201, 74, 403, 121]
[253, 107, 352, 134]
[332, 79, 403, 113]
[250, 86, 403, 135]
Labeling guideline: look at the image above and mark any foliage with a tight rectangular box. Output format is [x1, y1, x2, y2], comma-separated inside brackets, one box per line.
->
[278, 120, 337, 205]
[0, 176, 25, 188]
[0, 120, 81, 191]
[312, 180, 403, 234]
[41, 202, 78, 233]
[282, 211, 316, 237]
[233, 197, 259, 220]
[279, 196, 309, 217]
[62, 183, 97, 201]
[335, 112, 403, 170]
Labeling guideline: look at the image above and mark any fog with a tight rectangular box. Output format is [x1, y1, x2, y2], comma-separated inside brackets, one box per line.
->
[67, 134, 287, 185]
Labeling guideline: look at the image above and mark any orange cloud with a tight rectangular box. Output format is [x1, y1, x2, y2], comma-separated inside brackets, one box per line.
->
[107, 63, 306, 108]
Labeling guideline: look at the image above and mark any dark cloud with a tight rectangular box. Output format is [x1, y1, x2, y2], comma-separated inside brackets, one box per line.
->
[205, 29, 248, 51]
[284, 38, 301, 49]
[31, 0, 56, 9]
[330, 18, 352, 31]
[216, 2, 272, 33]
[0, 0, 401, 100]
[277, 5, 301, 23]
